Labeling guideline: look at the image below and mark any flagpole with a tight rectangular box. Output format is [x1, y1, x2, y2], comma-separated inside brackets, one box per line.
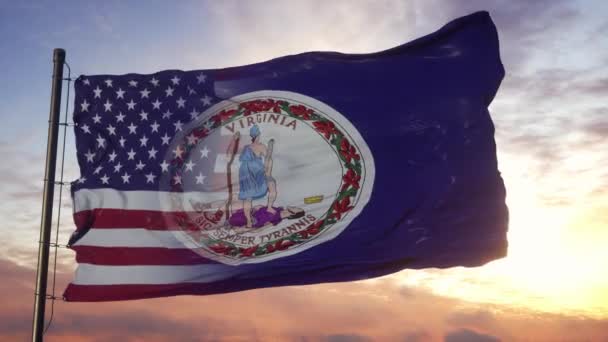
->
[32, 48, 65, 342]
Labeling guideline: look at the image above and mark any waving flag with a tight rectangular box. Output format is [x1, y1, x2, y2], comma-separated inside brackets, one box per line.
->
[64, 11, 508, 302]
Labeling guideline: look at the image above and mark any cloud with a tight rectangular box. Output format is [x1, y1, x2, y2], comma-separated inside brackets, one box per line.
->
[502, 69, 608, 108]
[581, 107, 608, 138]
[446, 310, 496, 328]
[197, 0, 419, 67]
[321, 334, 373, 342]
[444, 328, 501, 342]
[47, 311, 220, 342]
[2, 256, 608, 341]
[403, 329, 432, 342]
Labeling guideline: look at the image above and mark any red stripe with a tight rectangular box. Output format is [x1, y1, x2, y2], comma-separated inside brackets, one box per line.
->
[63, 270, 350, 302]
[71, 246, 218, 265]
[64, 277, 296, 302]
[63, 282, 237, 302]
[73, 208, 224, 230]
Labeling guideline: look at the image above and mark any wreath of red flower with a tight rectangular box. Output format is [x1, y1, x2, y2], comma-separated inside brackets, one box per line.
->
[170, 98, 364, 259]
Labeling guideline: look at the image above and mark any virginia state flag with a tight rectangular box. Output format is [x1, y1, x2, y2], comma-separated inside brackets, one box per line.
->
[64, 11, 508, 301]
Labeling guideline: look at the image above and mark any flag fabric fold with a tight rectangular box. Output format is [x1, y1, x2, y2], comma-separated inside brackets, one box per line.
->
[64, 11, 508, 302]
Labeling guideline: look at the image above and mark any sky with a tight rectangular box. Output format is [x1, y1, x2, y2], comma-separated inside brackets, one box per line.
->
[0, 0, 607, 341]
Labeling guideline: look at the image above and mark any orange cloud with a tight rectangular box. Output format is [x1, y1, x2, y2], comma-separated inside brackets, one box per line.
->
[2, 257, 608, 341]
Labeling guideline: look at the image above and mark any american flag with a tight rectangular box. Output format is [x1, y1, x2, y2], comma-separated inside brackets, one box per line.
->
[66, 71, 246, 301]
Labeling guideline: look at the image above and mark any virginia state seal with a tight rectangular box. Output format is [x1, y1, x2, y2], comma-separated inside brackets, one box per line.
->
[161, 91, 375, 265]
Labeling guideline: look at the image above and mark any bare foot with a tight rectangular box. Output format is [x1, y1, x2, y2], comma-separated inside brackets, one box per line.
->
[267, 207, 276, 215]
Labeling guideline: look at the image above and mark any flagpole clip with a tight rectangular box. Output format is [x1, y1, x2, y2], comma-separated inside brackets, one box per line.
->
[47, 121, 75, 127]
[42, 179, 71, 186]
[38, 241, 68, 248]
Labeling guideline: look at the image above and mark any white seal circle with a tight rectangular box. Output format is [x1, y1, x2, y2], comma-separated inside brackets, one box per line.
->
[160, 90, 375, 265]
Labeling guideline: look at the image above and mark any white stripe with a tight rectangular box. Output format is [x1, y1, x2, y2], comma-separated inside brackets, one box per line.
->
[74, 229, 187, 248]
[73, 189, 227, 213]
[73, 263, 241, 285]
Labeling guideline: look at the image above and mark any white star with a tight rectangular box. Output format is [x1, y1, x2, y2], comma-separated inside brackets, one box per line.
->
[150, 121, 160, 133]
[96, 134, 106, 148]
[114, 162, 123, 173]
[77, 176, 87, 184]
[165, 86, 174, 97]
[150, 77, 160, 87]
[127, 123, 137, 134]
[135, 160, 145, 170]
[93, 86, 102, 98]
[186, 133, 198, 145]
[145, 172, 156, 183]
[173, 174, 182, 184]
[106, 124, 116, 136]
[119, 136, 126, 147]
[115, 112, 126, 123]
[103, 99, 113, 112]
[126, 99, 137, 110]
[148, 146, 158, 159]
[127, 148, 136, 160]
[184, 159, 195, 171]
[189, 108, 199, 119]
[162, 110, 173, 119]
[173, 145, 184, 159]
[84, 149, 96, 163]
[161, 133, 171, 145]
[151, 99, 162, 110]
[121, 172, 131, 184]
[196, 73, 207, 84]
[80, 123, 91, 134]
[176, 97, 186, 108]
[160, 160, 169, 172]
[200, 146, 210, 159]
[81, 99, 90, 112]
[108, 150, 117, 162]
[139, 135, 148, 147]
[128, 80, 138, 87]
[92, 113, 102, 124]
[116, 88, 125, 99]
[201, 94, 212, 106]
[173, 120, 183, 132]
[171, 75, 180, 85]
[93, 166, 103, 174]
[140, 88, 151, 99]
[187, 86, 196, 95]
[82, 78, 90, 85]
[104, 79, 113, 87]
[195, 172, 206, 184]
[100, 174, 109, 184]
[139, 110, 149, 121]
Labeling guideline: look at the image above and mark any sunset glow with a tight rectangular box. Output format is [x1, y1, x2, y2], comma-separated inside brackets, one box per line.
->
[1, 0, 607, 340]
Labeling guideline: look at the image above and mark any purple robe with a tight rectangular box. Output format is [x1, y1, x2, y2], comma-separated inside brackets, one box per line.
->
[228, 207, 284, 228]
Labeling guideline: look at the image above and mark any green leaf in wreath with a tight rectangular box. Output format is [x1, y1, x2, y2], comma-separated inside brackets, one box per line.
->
[280, 103, 291, 115]
[337, 187, 358, 201]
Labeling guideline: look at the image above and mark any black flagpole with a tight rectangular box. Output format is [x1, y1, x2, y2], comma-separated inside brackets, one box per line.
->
[32, 48, 65, 342]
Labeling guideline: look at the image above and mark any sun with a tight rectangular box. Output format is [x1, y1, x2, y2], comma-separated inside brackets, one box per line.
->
[397, 165, 608, 318]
